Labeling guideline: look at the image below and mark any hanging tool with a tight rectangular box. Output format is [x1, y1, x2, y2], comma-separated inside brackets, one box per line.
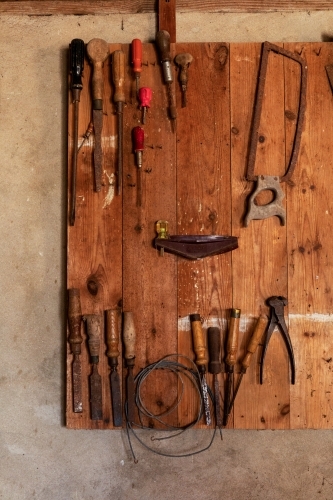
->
[123, 311, 136, 424]
[69, 39, 85, 226]
[223, 308, 241, 426]
[244, 42, 307, 227]
[207, 327, 222, 432]
[112, 49, 126, 196]
[174, 53, 193, 108]
[155, 30, 177, 129]
[106, 309, 122, 427]
[138, 87, 152, 124]
[85, 314, 103, 420]
[190, 314, 211, 426]
[131, 38, 142, 96]
[133, 126, 144, 206]
[260, 296, 296, 384]
[67, 288, 83, 413]
[226, 315, 268, 425]
[86, 38, 109, 192]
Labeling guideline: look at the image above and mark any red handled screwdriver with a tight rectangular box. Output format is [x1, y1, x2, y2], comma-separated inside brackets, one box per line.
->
[133, 126, 144, 206]
[138, 87, 152, 124]
[131, 39, 142, 96]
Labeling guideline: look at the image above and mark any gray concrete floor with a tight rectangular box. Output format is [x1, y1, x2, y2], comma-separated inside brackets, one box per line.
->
[1, 12, 333, 500]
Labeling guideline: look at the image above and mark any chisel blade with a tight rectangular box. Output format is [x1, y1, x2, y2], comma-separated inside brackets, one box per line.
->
[126, 369, 135, 424]
[72, 356, 82, 413]
[92, 109, 103, 192]
[90, 364, 102, 420]
[110, 370, 122, 427]
[201, 374, 212, 426]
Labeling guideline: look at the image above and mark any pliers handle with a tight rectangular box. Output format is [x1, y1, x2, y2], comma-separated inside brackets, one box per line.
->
[260, 296, 296, 385]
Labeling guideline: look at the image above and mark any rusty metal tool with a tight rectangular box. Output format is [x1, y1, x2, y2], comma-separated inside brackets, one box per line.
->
[223, 308, 241, 426]
[106, 309, 122, 427]
[207, 327, 222, 431]
[69, 39, 85, 226]
[260, 296, 296, 385]
[156, 30, 177, 129]
[244, 41, 307, 227]
[123, 311, 136, 424]
[86, 38, 109, 192]
[226, 315, 268, 424]
[138, 87, 152, 124]
[85, 314, 103, 420]
[133, 126, 144, 206]
[190, 314, 212, 426]
[174, 53, 193, 107]
[112, 49, 126, 195]
[131, 39, 142, 96]
[67, 288, 83, 413]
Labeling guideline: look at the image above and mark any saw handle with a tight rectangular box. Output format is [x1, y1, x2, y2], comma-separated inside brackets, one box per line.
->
[123, 311, 136, 361]
[106, 309, 120, 362]
[242, 315, 268, 371]
[68, 289, 83, 355]
[112, 49, 126, 104]
[225, 308, 241, 367]
[85, 314, 102, 361]
[190, 314, 207, 368]
[86, 38, 109, 108]
[207, 327, 222, 374]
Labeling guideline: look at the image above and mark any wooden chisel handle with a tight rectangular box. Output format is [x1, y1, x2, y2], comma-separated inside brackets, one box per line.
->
[86, 38, 109, 107]
[112, 50, 126, 104]
[225, 308, 241, 367]
[106, 309, 120, 364]
[242, 315, 268, 371]
[123, 311, 136, 362]
[207, 327, 221, 374]
[190, 314, 207, 368]
[85, 314, 102, 360]
[68, 289, 83, 355]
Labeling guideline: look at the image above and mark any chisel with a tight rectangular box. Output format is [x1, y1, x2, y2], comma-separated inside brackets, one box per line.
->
[85, 314, 103, 420]
[207, 326, 222, 431]
[223, 308, 241, 426]
[156, 30, 177, 130]
[67, 288, 83, 413]
[227, 315, 268, 421]
[106, 309, 122, 427]
[190, 314, 211, 426]
[123, 311, 136, 424]
[86, 38, 109, 192]
[69, 39, 84, 226]
[112, 49, 126, 195]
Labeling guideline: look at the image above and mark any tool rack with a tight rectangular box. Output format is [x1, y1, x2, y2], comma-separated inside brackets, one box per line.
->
[67, 41, 333, 430]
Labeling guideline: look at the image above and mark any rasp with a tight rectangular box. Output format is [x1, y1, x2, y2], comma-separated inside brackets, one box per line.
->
[223, 308, 240, 427]
[86, 38, 109, 192]
[85, 314, 103, 420]
[123, 311, 136, 424]
[67, 288, 83, 413]
[106, 309, 122, 427]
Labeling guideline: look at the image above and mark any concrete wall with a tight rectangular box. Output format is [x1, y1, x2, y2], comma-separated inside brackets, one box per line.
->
[1, 11, 333, 500]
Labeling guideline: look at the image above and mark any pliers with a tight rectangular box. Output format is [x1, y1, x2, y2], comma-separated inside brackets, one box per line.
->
[260, 296, 296, 385]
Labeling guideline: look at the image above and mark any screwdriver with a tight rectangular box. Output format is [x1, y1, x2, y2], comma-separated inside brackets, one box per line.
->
[123, 311, 136, 424]
[112, 49, 126, 196]
[106, 309, 122, 427]
[67, 288, 83, 413]
[174, 53, 193, 108]
[131, 39, 142, 96]
[227, 315, 268, 422]
[85, 314, 103, 421]
[155, 30, 177, 130]
[69, 39, 84, 226]
[133, 126, 144, 206]
[138, 87, 152, 124]
[190, 314, 212, 426]
[207, 326, 222, 433]
[223, 308, 241, 427]
[86, 38, 109, 192]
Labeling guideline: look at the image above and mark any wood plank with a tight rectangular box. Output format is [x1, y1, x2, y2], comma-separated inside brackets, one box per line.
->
[158, 0, 176, 43]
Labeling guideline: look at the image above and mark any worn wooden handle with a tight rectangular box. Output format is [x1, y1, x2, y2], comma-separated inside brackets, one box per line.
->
[190, 314, 207, 367]
[225, 308, 241, 366]
[175, 53, 193, 85]
[156, 30, 171, 61]
[106, 309, 120, 359]
[85, 314, 102, 358]
[242, 315, 268, 370]
[68, 288, 82, 355]
[112, 50, 126, 103]
[123, 311, 136, 360]
[86, 38, 109, 104]
[207, 327, 221, 374]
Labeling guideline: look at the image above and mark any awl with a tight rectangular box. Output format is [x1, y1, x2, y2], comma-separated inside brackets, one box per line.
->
[190, 314, 211, 426]
[86, 38, 109, 192]
[85, 314, 103, 420]
[156, 30, 177, 130]
[106, 309, 122, 427]
[123, 311, 136, 424]
[112, 49, 126, 195]
[174, 53, 193, 108]
[207, 326, 222, 431]
[67, 288, 83, 413]
[223, 308, 241, 426]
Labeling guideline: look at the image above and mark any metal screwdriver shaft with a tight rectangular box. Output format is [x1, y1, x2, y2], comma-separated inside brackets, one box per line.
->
[223, 308, 241, 426]
[207, 326, 222, 432]
[112, 50, 126, 195]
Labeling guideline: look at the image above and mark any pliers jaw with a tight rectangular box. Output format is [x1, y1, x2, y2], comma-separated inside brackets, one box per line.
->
[260, 296, 296, 385]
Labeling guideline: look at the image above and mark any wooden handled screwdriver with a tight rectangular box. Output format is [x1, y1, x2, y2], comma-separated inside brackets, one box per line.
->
[190, 314, 212, 426]
[106, 309, 122, 427]
[68, 289, 83, 413]
[85, 314, 103, 420]
[207, 327, 222, 431]
[131, 39, 142, 96]
[223, 308, 241, 426]
[174, 53, 193, 108]
[112, 49, 126, 196]
[227, 315, 268, 420]
[156, 30, 177, 130]
[123, 311, 136, 424]
[86, 38, 109, 192]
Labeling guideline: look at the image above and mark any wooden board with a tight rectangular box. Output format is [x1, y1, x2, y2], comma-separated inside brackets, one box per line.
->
[67, 41, 333, 430]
